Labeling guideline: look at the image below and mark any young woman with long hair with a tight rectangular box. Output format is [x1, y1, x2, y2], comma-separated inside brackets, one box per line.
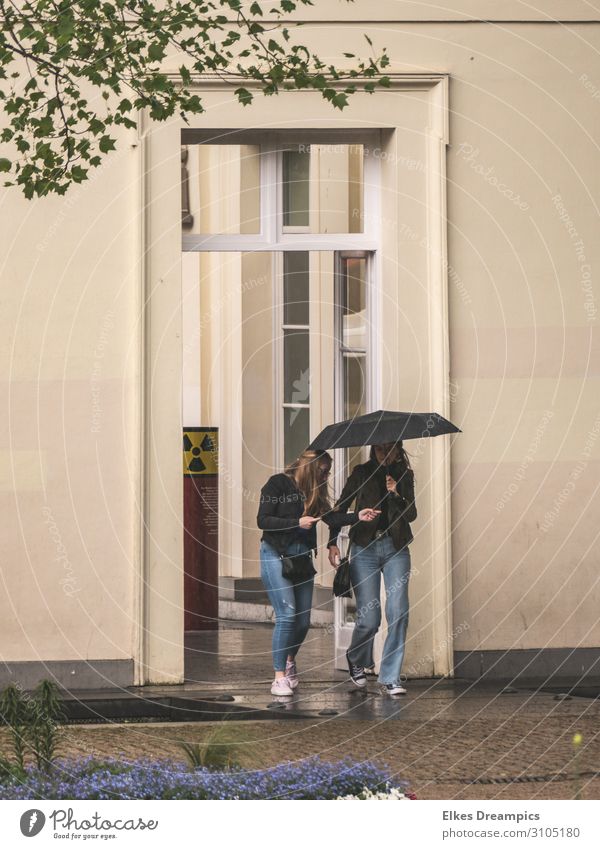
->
[327, 440, 417, 695]
[257, 448, 379, 696]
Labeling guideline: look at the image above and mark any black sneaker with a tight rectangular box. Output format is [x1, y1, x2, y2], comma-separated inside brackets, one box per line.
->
[346, 651, 367, 688]
[364, 665, 377, 677]
[383, 682, 407, 695]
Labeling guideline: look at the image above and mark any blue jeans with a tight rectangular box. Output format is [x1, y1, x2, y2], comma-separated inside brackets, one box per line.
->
[260, 540, 315, 672]
[347, 536, 411, 685]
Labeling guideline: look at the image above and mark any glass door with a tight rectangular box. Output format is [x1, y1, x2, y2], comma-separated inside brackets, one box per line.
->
[333, 252, 371, 663]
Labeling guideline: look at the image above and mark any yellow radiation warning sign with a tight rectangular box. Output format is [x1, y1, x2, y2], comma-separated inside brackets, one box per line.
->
[183, 428, 218, 475]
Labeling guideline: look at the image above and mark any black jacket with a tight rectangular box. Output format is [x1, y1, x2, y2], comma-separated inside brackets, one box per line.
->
[327, 460, 417, 551]
[257, 473, 357, 555]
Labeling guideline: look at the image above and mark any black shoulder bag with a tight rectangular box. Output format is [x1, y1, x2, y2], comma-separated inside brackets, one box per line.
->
[280, 551, 317, 584]
[332, 556, 352, 598]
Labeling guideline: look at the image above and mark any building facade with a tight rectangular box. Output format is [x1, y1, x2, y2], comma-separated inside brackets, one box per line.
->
[1, 2, 599, 688]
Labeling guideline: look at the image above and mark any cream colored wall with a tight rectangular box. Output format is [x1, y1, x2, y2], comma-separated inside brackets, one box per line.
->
[1, 7, 599, 682]
[0, 90, 141, 667]
[241, 252, 274, 576]
[176, 15, 600, 658]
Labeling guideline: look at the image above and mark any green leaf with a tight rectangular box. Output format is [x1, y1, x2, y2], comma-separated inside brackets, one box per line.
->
[234, 87, 253, 106]
[35, 116, 54, 136]
[148, 43, 165, 62]
[331, 92, 348, 109]
[0, 158, 11, 173]
[89, 117, 105, 135]
[99, 135, 116, 153]
[70, 165, 88, 183]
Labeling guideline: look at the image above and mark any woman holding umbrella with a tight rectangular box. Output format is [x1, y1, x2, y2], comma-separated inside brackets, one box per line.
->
[327, 440, 417, 695]
[257, 448, 380, 697]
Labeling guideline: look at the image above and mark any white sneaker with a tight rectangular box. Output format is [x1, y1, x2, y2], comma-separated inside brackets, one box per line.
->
[383, 683, 407, 696]
[271, 677, 294, 696]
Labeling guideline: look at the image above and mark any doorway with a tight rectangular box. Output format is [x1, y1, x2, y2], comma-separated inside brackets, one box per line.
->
[180, 138, 379, 669]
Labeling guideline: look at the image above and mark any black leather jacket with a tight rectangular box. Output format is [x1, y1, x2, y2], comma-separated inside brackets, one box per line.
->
[257, 473, 357, 556]
[327, 460, 417, 551]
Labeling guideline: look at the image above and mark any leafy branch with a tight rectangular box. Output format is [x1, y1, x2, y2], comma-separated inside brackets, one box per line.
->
[0, 0, 390, 198]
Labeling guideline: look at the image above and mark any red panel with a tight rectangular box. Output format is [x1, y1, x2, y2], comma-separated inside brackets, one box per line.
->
[184, 474, 219, 630]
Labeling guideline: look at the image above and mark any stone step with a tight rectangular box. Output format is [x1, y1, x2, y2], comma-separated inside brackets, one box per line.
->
[218, 599, 334, 627]
[220, 577, 334, 611]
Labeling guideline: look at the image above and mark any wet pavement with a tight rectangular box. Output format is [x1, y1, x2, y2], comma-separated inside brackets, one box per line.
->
[56, 623, 600, 726]
[5, 624, 598, 799]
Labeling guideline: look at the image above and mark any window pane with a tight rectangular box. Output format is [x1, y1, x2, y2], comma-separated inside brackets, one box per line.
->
[314, 144, 364, 234]
[284, 406, 310, 466]
[284, 252, 310, 325]
[344, 354, 367, 420]
[342, 257, 367, 349]
[186, 144, 261, 234]
[283, 330, 310, 404]
[283, 150, 310, 227]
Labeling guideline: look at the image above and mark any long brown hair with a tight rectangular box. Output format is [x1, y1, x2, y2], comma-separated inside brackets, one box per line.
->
[284, 449, 333, 517]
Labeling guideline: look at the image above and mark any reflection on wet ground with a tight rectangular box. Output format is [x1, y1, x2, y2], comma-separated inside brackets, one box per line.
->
[60, 624, 600, 725]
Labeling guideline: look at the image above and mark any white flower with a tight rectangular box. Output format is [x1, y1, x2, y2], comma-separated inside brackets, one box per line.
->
[336, 786, 409, 800]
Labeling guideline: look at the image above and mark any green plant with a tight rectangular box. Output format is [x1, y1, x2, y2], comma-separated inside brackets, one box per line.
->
[0, 684, 29, 777]
[177, 722, 256, 770]
[0, 0, 390, 198]
[28, 680, 66, 773]
[0, 679, 65, 777]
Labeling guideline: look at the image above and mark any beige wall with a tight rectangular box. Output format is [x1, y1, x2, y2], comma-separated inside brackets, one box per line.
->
[241, 252, 274, 576]
[0, 95, 141, 670]
[1, 6, 599, 683]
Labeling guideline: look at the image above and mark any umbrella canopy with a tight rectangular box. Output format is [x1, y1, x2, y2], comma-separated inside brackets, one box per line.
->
[309, 410, 461, 450]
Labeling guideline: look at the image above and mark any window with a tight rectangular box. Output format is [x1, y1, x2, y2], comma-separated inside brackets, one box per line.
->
[282, 150, 310, 230]
[185, 144, 261, 235]
[338, 253, 370, 474]
[282, 252, 310, 465]
[181, 130, 378, 479]
[181, 132, 379, 252]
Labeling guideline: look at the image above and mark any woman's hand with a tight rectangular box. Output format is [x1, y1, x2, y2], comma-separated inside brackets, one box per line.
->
[328, 545, 341, 568]
[385, 475, 399, 494]
[358, 508, 382, 522]
[298, 515, 320, 530]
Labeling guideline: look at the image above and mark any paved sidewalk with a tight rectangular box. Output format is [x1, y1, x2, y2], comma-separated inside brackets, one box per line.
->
[2, 626, 598, 800]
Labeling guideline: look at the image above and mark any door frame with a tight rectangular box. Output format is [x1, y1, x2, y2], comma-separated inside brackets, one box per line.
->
[136, 74, 453, 685]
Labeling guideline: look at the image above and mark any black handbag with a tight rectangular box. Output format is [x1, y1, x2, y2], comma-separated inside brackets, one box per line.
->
[280, 552, 317, 584]
[333, 556, 352, 598]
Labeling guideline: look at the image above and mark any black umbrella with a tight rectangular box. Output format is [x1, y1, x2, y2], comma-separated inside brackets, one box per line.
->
[309, 410, 461, 450]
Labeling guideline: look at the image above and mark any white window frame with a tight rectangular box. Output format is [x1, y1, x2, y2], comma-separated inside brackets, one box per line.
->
[278, 250, 312, 467]
[333, 250, 374, 644]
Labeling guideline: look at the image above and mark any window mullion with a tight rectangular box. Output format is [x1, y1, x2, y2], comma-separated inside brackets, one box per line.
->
[262, 145, 278, 246]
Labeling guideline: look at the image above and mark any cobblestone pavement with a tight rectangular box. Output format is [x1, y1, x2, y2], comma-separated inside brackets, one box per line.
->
[2, 626, 598, 800]
[2, 709, 598, 800]
[2, 691, 598, 800]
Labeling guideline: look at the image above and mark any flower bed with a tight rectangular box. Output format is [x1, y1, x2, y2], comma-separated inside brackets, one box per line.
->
[0, 756, 414, 801]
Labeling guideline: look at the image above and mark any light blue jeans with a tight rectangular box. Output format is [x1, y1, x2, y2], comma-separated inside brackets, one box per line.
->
[260, 539, 315, 672]
[347, 536, 411, 685]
